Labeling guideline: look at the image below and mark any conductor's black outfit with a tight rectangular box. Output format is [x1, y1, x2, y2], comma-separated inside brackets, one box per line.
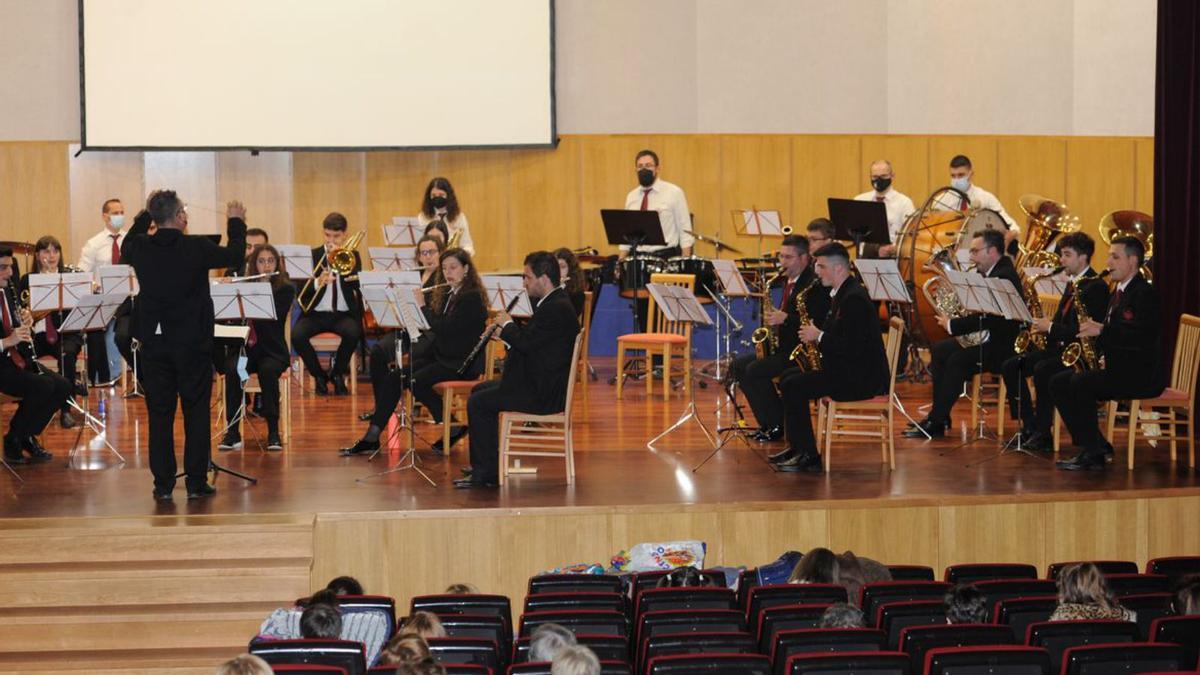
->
[778, 275, 889, 467]
[463, 287, 579, 486]
[121, 214, 245, 495]
[731, 266, 831, 434]
[292, 247, 363, 392]
[1000, 268, 1109, 436]
[1050, 272, 1164, 466]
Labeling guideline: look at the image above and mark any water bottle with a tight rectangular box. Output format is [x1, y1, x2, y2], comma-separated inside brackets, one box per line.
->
[98, 396, 106, 423]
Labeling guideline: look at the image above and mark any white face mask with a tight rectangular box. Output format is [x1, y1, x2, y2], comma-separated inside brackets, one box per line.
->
[108, 214, 126, 229]
[950, 177, 970, 193]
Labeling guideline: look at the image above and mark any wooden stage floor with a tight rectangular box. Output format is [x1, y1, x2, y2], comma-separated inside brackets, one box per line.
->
[2, 357, 1197, 521]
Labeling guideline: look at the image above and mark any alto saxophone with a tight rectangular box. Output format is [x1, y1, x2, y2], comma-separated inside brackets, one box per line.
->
[1013, 265, 1064, 354]
[1061, 271, 1108, 371]
[788, 278, 822, 371]
[750, 269, 783, 358]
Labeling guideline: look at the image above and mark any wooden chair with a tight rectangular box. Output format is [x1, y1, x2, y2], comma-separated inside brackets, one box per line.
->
[615, 273, 694, 400]
[430, 340, 500, 453]
[816, 317, 904, 472]
[497, 334, 584, 485]
[1106, 313, 1200, 471]
[303, 332, 358, 395]
[0, 393, 23, 482]
[217, 320, 293, 446]
[970, 372, 1007, 433]
[578, 290, 593, 407]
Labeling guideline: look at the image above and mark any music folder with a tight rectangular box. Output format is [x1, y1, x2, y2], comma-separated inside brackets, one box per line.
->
[827, 198, 890, 245]
[854, 259, 911, 303]
[600, 209, 667, 248]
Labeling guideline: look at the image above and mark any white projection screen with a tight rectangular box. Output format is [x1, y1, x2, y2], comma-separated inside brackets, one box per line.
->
[79, 0, 555, 150]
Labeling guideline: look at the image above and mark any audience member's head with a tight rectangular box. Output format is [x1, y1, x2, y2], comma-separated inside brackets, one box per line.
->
[944, 583, 989, 624]
[215, 654, 272, 675]
[395, 657, 448, 675]
[655, 566, 718, 588]
[551, 645, 601, 675]
[444, 582, 479, 594]
[399, 610, 447, 639]
[833, 552, 869, 602]
[305, 588, 338, 608]
[790, 547, 839, 584]
[529, 622, 577, 662]
[380, 633, 432, 666]
[299, 602, 342, 639]
[820, 602, 865, 628]
[325, 576, 364, 596]
[1173, 574, 1200, 615]
[1056, 563, 1119, 610]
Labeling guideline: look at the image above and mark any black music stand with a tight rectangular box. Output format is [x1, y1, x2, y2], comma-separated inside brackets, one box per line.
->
[602, 209, 668, 378]
[828, 198, 890, 251]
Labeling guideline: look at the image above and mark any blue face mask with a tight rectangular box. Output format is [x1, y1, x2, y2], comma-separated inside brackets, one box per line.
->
[109, 214, 126, 229]
[950, 177, 970, 192]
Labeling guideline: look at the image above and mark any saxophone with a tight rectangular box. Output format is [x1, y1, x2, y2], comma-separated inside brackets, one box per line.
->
[920, 248, 987, 347]
[787, 278, 822, 371]
[1061, 271, 1108, 371]
[1013, 265, 1064, 354]
[751, 269, 783, 358]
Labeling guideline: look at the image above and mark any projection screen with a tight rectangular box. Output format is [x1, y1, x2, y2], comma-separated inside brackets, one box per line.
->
[79, 0, 555, 150]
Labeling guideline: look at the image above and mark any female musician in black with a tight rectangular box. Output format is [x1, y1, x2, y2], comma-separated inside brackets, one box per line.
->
[217, 244, 295, 451]
[341, 247, 487, 457]
[553, 247, 586, 320]
[18, 236, 87, 428]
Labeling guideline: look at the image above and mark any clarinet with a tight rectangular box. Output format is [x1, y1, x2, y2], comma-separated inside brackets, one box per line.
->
[3, 283, 38, 366]
[457, 294, 523, 376]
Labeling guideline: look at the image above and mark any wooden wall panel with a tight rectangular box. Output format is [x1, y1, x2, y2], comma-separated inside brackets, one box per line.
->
[1044, 498, 1147, 565]
[364, 150, 439, 245]
[1145, 495, 1200, 559]
[937, 503, 1046, 571]
[436, 150, 512, 271]
[510, 138, 583, 259]
[0, 142, 71, 256]
[649, 135, 723, 250]
[143, 152, 219, 235]
[792, 135, 862, 227]
[860, 136, 930, 209]
[827, 506, 940, 569]
[66, 145, 144, 260]
[720, 135, 793, 251]
[719, 509, 828, 567]
[216, 151, 293, 244]
[579, 135, 652, 256]
[292, 152, 367, 245]
[609, 511, 727, 566]
[1066, 138, 1137, 262]
[996, 137, 1068, 225]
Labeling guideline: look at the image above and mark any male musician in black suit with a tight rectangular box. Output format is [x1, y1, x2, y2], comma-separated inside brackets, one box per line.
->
[1000, 232, 1109, 451]
[730, 233, 831, 442]
[292, 212, 363, 396]
[1051, 236, 1163, 471]
[456, 251, 580, 489]
[1, 248, 70, 465]
[121, 191, 246, 501]
[772, 243, 889, 472]
[905, 228, 1023, 438]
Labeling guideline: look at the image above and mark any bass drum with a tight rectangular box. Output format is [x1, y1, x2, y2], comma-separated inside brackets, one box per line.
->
[665, 256, 717, 300]
[618, 255, 666, 299]
[895, 189, 969, 345]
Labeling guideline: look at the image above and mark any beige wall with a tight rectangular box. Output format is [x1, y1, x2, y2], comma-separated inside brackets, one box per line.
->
[0, 0, 1156, 141]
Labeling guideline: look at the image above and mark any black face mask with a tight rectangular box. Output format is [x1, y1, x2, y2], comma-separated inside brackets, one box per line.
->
[871, 176, 892, 192]
[430, 196, 448, 209]
[637, 168, 655, 187]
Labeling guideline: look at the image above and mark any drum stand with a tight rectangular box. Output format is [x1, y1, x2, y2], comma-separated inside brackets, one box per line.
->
[358, 329, 436, 486]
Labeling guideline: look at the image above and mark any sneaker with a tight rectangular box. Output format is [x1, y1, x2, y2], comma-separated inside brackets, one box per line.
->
[266, 433, 283, 451]
[217, 431, 242, 451]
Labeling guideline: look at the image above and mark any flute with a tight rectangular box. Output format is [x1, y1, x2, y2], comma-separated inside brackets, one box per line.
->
[457, 293, 523, 376]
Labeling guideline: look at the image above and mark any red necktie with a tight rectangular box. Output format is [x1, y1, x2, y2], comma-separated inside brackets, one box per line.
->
[1106, 288, 1123, 321]
[875, 196, 885, 202]
[2, 297, 26, 369]
[110, 234, 121, 265]
[639, 189, 651, 211]
[782, 279, 794, 310]
[1059, 283, 1075, 317]
[246, 320, 257, 348]
[45, 314, 58, 346]
[959, 196, 969, 211]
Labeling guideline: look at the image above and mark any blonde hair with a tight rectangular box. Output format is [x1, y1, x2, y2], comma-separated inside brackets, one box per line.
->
[1057, 563, 1120, 611]
[215, 654, 272, 675]
[551, 645, 601, 675]
[398, 610, 447, 639]
[380, 633, 432, 665]
[444, 582, 479, 594]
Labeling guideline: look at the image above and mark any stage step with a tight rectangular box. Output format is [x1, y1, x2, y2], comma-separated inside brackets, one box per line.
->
[0, 515, 315, 668]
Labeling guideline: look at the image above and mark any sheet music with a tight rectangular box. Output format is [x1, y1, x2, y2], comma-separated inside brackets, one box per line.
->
[646, 283, 713, 326]
[738, 209, 783, 236]
[361, 287, 403, 329]
[955, 247, 972, 268]
[276, 244, 314, 279]
[948, 271, 1003, 316]
[211, 281, 276, 321]
[1023, 266, 1068, 296]
[711, 258, 751, 296]
[854, 259, 911, 303]
[60, 293, 124, 333]
[482, 275, 533, 317]
[28, 273, 94, 312]
[384, 217, 422, 246]
[359, 270, 422, 294]
[369, 246, 418, 271]
[986, 278, 1033, 323]
[97, 264, 139, 296]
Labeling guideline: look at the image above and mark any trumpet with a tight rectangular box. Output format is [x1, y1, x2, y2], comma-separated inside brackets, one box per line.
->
[299, 230, 365, 312]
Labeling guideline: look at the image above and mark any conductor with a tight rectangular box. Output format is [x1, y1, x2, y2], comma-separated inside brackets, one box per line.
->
[121, 191, 246, 501]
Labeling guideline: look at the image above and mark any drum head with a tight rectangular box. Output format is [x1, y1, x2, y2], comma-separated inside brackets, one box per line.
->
[963, 208, 1007, 240]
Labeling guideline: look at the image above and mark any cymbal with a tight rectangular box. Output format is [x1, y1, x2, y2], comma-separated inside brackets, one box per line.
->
[577, 255, 609, 265]
[684, 229, 743, 254]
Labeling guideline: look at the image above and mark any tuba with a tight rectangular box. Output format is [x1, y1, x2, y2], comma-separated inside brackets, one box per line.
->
[1098, 210, 1153, 281]
[787, 278, 822, 371]
[299, 230, 365, 312]
[920, 248, 988, 347]
[1016, 194, 1080, 269]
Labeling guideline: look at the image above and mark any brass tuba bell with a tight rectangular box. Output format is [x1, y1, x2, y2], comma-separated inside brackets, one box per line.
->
[1099, 210, 1153, 280]
[1016, 194, 1080, 268]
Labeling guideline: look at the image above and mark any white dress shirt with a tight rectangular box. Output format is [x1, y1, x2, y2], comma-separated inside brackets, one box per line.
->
[932, 184, 1018, 232]
[620, 178, 694, 254]
[78, 227, 126, 272]
[314, 245, 352, 313]
[418, 211, 474, 255]
[853, 188, 916, 245]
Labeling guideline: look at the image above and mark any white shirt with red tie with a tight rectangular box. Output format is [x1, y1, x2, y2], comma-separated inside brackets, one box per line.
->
[78, 227, 126, 273]
[853, 188, 916, 245]
[620, 178, 694, 254]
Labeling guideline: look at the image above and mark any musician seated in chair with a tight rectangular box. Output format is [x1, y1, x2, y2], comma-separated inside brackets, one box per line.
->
[1, 247, 71, 466]
[1000, 232, 1108, 452]
[904, 229, 1022, 438]
[1051, 236, 1163, 471]
[455, 251, 579, 489]
[292, 212, 363, 396]
[341, 248, 487, 458]
[730, 232, 830, 443]
[217, 244, 295, 452]
[772, 243, 889, 473]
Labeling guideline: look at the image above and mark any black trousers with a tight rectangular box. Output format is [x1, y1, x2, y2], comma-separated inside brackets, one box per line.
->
[85, 329, 111, 382]
[732, 351, 797, 430]
[1000, 348, 1067, 434]
[292, 312, 362, 380]
[927, 337, 1005, 424]
[222, 349, 288, 424]
[367, 332, 436, 413]
[779, 370, 836, 457]
[34, 332, 83, 398]
[369, 358, 461, 429]
[1050, 369, 1163, 455]
[1, 366, 71, 438]
[140, 338, 214, 492]
[467, 380, 505, 483]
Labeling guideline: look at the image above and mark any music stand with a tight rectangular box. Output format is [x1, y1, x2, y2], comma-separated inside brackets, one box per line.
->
[59, 292, 128, 468]
[703, 259, 751, 418]
[96, 265, 146, 398]
[384, 217, 422, 246]
[828, 198, 890, 252]
[482, 275, 533, 318]
[368, 247, 416, 272]
[937, 271, 1007, 454]
[276, 244, 314, 280]
[1024, 267, 1068, 297]
[356, 285, 436, 486]
[731, 208, 783, 259]
[642, 283, 717, 452]
[603, 208, 667, 355]
[212, 281, 276, 457]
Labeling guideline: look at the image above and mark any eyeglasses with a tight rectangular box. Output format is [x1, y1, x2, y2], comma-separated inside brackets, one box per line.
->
[968, 247, 985, 254]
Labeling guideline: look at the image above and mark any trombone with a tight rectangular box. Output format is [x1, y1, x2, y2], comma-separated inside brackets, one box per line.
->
[299, 230, 365, 312]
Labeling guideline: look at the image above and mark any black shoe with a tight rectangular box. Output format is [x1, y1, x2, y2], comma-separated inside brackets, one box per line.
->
[453, 477, 498, 489]
[358, 410, 375, 422]
[251, 394, 263, 417]
[1022, 430, 1052, 453]
[266, 433, 283, 451]
[1099, 440, 1115, 463]
[767, 446, 796, 462]
[1056, 452, 1106, 471]
[217, 431, 242, 451]
[460, 466, 473, 477]
[432, 426, 469, 455]
[73, 381, 89, 397]
[186, 483, 217, 499]
[153, 489, 173, 502]
[339, 438, 379, 457]
[752, 426, 783, 442]
[313, 375, 330, 396]
[332, 378, 350, 396]
[59, 410, 80, 429]
[903, 419, 945, 439]
[3, 435, 27, 465]
[21, 437, 53, 463]
[776, 453, 824, 473]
